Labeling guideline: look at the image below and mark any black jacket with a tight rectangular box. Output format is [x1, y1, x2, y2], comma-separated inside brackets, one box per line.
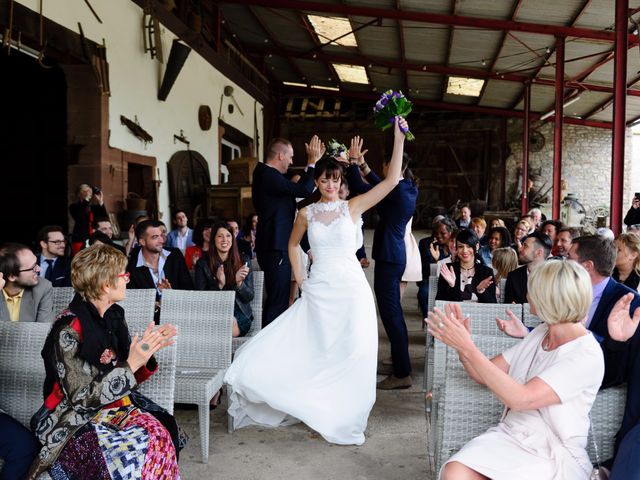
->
[623, 206, 640, 227]
[252, 162, 315, 253]
[126, 247, 193, 291]
[436, 261, 496, 303]
[194, 253, 254, 321]
[69, 201, 108, 243]
[504, 265, 529, 304]
[37, 254, 72, 287]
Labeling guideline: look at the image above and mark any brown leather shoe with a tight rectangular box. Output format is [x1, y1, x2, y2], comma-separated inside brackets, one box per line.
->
[377, 374, 412, 390]
[377, 364, 393, 375]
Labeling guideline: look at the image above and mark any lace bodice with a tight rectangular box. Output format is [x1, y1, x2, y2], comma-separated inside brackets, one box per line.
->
[305, 200, 363, 256]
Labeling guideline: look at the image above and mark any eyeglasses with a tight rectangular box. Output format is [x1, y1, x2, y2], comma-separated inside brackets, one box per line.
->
[19, 263, 39, 273]
[47, 240, 66, 245]
[118, 272, 130, 283]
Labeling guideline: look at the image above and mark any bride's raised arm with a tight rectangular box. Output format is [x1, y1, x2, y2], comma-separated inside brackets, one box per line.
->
[288, 209, 309, 289]
[348, 117, 407, 217]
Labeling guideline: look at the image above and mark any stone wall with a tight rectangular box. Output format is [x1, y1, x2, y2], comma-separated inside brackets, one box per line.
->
[505, 120, 635, 226]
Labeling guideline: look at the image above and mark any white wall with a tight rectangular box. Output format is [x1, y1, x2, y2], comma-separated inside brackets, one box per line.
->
[17, 0, 264, 219]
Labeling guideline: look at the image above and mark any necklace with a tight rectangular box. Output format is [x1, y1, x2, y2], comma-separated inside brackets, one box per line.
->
[460, 264, 475, 272]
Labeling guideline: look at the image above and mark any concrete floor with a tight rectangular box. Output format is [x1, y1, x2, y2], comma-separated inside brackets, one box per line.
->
[176, 230, 434, 480]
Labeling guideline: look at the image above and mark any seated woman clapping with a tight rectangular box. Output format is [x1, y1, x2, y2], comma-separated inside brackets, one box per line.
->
[436, 229, 497, 303]
[427, 260, 604, 480]
[194, 222, 254, 337]
[29, 244, 180, 479]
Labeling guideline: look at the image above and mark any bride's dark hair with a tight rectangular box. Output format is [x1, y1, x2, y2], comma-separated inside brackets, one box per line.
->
[314, 158, 344, 184]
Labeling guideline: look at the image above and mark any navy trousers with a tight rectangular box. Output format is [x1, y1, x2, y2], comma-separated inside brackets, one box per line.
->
[610, 423, 640, 479]
[257, 249, 292, 327]
[0, 412, 40, 480]
[374, 260, 411, 378]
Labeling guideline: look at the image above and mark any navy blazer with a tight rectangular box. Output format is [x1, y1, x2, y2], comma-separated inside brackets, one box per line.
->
[252, 162, 315, 253]
[504, 265, 529, 304]
[126, 247, 194, 291]
[359, 171, 417, 265]
[37, 254, 72, 287]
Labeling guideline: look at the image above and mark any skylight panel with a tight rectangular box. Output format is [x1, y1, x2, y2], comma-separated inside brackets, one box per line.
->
[446, 77, 485, 97]
[307, 15, 357, 47]
[333, 64, 369, 84]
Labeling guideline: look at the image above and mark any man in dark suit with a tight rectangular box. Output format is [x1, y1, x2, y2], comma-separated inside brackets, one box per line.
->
[350, 154, 418, 389]
[253, 136, 324, 326]
[504, 231, 551, 304]
[127, 220, 193, 322]
[36, 225, 72, 287]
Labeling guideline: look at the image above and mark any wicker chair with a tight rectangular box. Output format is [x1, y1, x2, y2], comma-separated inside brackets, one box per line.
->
[587, 384, 627, 463]
[522, 303, 543, 328]
[118, 289, 157, 326]
[160, 289, 234, 464]
[0, 322, 50, 427]
[433, 334, 519, 473]
[498, 277, 507, 303]
[51, 286, 75, 319]
[124, 317, 178, 414]
[231, 271, 264, 355]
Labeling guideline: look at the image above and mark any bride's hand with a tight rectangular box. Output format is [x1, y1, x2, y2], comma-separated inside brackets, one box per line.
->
[393, 116, 409, 141]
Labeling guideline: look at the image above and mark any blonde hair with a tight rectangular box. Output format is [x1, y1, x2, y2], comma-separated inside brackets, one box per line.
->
[616, 233, 640, 274]
[492, 247, 518, 282]
[471, 217, 486, 229]
[71, 244, 128, 302]
[516, 219, 530, 231]
[491, 218, 505, 228]
[527, 260, 592, 325]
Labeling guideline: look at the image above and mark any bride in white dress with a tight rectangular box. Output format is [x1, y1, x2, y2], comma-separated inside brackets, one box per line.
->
[224, 118, 409, 445]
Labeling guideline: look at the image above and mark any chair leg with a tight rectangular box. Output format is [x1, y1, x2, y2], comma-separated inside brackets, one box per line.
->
[198, 403, 210, 464]
[227, 387, 234, 434]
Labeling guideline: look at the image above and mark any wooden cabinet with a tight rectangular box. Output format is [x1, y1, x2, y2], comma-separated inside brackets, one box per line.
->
[205, 185, 253, 222]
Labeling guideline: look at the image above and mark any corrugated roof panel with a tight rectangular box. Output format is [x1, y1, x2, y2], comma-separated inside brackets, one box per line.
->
[221, 5, 271, 47]
[448, 28, 504, 67]
[492, 33, 556, 75]
[267, 56, 299, 82]
[403, 22, 450, 64]
[457, 0, 515, 20]
[399, 0, 450, 15]
[407, 72, 443, 100]
[478, 80, 522, 108]
[571, 0, 615, 29]
[441, 93, 478, 105]
[252, 7, 317, 48]
[589, 104, 613, 123]
[516, 0, 586, 26]
[352, 19, 400, 58]
[368, 69, 404, 92]
[567, 91, 612, 118]
[292, 58, 335, 83]
[583, 53, 640, 86]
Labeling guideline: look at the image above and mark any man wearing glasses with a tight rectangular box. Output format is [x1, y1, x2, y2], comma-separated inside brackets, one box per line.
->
[36, 225, 72, 287]
[0, 243, 54, 322]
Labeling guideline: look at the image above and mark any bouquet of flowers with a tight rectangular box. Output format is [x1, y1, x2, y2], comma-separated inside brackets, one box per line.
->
[373, 90, 415, 141]
[326, 138, 348, 161]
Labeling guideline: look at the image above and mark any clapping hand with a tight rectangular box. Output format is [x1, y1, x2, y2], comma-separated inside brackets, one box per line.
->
[429, 240, 440, 261]
[348, 136, 368, 165]
[128, 322, 177, 372]
[441, 264, 456, 288]
[158, 278, 172, 291]
[305, 135, 326, 164]
[216, 264, 226, 289]
[476, 276, 493, 293]
[607, 293, 640, 342]
[496, 309, 528, 338]
[426, 304, 473, 352]
[235, 264, 249, 286]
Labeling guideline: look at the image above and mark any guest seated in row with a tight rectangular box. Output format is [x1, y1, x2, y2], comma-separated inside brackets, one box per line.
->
[490, 218, 505, 229]
[166, 210, 194, 254]
[613, 232, 640, 291]
[184, 218, 214, 272]
[504, 231, 552, 304]
[478, 226, 511, 268]
[29, 244, 180, 478]
[455, 204, 471, 229]
[417, 216, 456, 315]
[36, 225, 72, 287]
[0, 243, 53, 323]
[436, 229, 496, 303]
[553, 226, 580, 259]
[512, 219, 531, 253]
[527, 207, 543, 229]
[540, 219, 563, 252]
[0, 271, 40, 478]
[92, 217, 127, 255]
[470, 217, 487, 246]
[492, 247, 519, 302]
[429, 260, 604, 479]
[195, 222, 254, 337]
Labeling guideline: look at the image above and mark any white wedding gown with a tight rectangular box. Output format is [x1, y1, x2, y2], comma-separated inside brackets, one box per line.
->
[224, 200, 378, 445]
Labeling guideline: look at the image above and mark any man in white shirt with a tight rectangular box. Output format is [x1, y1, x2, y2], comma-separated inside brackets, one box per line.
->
[166, 210, 194, 253]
